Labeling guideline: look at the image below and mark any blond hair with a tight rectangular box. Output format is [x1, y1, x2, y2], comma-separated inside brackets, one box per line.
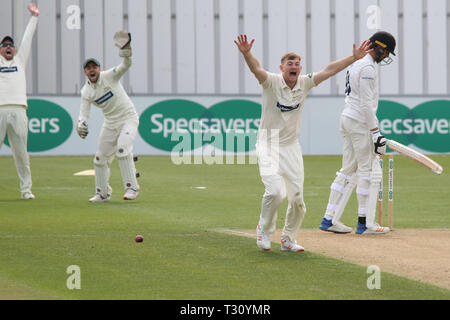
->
[280, 52, 301, 64]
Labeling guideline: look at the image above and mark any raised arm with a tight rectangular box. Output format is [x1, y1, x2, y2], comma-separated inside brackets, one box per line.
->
[234, 34, 267, 84]
[110, 30, 132, 80]
[17, 3, 39, 63]
[313, 40, 373, 86]
[111, 56, 132, 81]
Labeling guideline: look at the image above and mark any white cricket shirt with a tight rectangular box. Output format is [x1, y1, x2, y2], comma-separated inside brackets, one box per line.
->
[258, 72, 316, 146]
[342, 54, 379, 130]
[0, 16, 38, 108]
[79, 57, 138, 126]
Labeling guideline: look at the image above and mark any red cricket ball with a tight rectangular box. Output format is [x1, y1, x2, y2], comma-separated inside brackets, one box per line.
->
[135, 235, 143, 243]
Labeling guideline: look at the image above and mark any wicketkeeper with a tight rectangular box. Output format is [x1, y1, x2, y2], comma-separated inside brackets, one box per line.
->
[0, 3, 39, 200]
[77, 30, 140, 202]
[319, 31, 396, 235]
[235, 34, 373, 252]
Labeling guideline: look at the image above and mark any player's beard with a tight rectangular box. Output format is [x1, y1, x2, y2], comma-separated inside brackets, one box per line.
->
[89, 71, 99, 83]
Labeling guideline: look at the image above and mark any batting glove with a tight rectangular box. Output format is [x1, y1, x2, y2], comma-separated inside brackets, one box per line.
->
[372, 130, 386, 155]
[77, 120, 89, 139]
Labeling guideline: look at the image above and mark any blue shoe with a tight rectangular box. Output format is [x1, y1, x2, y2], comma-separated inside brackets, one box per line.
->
[356, 222, 367, 234]
[319, 217, 333, 230]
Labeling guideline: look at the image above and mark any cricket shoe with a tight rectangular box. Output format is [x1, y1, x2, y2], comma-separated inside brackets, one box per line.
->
[89, 185, 112, 202]
[21, 192, 35, 200]
[256, 224, 271, 251]
[89, 193, 111, 202]
[123, 189, 139, 200]
[356, 222, 390, 235]
[281, 239, 305, 252]
[319, 218, 352, 234]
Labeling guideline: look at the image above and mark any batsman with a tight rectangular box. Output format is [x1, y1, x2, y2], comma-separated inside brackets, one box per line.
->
[77, 30, 139, 202]
[319, 31, 397, 235]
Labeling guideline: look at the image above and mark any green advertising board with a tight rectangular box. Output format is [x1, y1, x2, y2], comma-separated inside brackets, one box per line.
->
[378, 99, 450, 152]
[138, 98, 450, 154]
[138, 99, 261, 153]
[4, 99, 73, 152]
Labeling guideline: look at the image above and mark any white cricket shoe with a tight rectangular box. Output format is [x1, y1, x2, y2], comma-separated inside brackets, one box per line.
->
[256, 224, 271, 251]
[328, 221, 353, 233]
[123, 189, 139, 200]
[281, 239, 305, 252]
[319, 218, 352, 233]
[89, 185, 112, 202]
[21, 192, 35, 200]
[356, 222, 390, 235]
[89, 193, 111, 202]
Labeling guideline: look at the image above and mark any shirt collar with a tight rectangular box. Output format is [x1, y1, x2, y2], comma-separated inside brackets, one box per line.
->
[0, 55, 14, 65]
[364, 53, 376, 65]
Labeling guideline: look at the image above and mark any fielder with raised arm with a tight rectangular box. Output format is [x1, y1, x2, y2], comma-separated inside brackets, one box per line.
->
[77, 30, 139, 202]
[0, 3, 39, 200]
[319, 31, 396, 235]
[235, 34, 373, 252]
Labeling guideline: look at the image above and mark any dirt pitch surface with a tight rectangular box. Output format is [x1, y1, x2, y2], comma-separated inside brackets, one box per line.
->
[219, 228, 450, 290]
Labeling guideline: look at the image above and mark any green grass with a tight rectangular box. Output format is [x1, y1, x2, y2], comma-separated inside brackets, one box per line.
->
[0, 155, 449, 299]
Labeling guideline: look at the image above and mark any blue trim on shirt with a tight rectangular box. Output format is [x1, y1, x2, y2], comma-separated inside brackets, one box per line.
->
[276, 101, 299, 112]
[95, 91, 114, 104]
[0, 66, 18, 73]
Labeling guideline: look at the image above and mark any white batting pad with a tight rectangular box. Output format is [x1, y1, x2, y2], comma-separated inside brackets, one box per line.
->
[331, 173, 357, 225]
[365, 157, 384, 228]
[117, 153, 139, 191]
[94, 155, 110, 197]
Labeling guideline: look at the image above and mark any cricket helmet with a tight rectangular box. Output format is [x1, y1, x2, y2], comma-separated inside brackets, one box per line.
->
[369, 31, 396, 64]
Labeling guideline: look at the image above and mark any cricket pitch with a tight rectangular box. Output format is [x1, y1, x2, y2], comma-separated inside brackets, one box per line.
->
[217, 228, 450, 290]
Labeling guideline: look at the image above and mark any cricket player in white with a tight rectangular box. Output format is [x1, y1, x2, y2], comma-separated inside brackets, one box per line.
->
[77, 31, 139, 202]
[0, 3, 39, 200]
[235, 34, 373, 252]
[319, 31, 396, 235]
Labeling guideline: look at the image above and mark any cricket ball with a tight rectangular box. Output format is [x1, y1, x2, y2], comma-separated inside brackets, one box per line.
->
[135, 235, 143, 243]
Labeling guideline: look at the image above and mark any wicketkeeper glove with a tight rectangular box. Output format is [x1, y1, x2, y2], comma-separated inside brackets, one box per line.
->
[114, 30, 132, 57]
[119, 47, 132, 57]
[371, 129, 386, 155]
[77, 120, 89, 139]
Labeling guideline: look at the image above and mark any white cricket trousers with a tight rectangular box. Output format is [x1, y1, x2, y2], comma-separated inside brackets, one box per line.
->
[94, 117, 140, 196]
[325, 115, 376, 219]
[339, 115, 374, 176]
[0, 106, 32, 194]
[97, 118, 139, 159]
[256, 141, 306, 242]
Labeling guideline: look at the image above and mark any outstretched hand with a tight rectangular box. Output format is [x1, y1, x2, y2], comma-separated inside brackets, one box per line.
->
[353, 40, 373, 60]
[28, 3, 39, 17]
[234, 34, 255, 54]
